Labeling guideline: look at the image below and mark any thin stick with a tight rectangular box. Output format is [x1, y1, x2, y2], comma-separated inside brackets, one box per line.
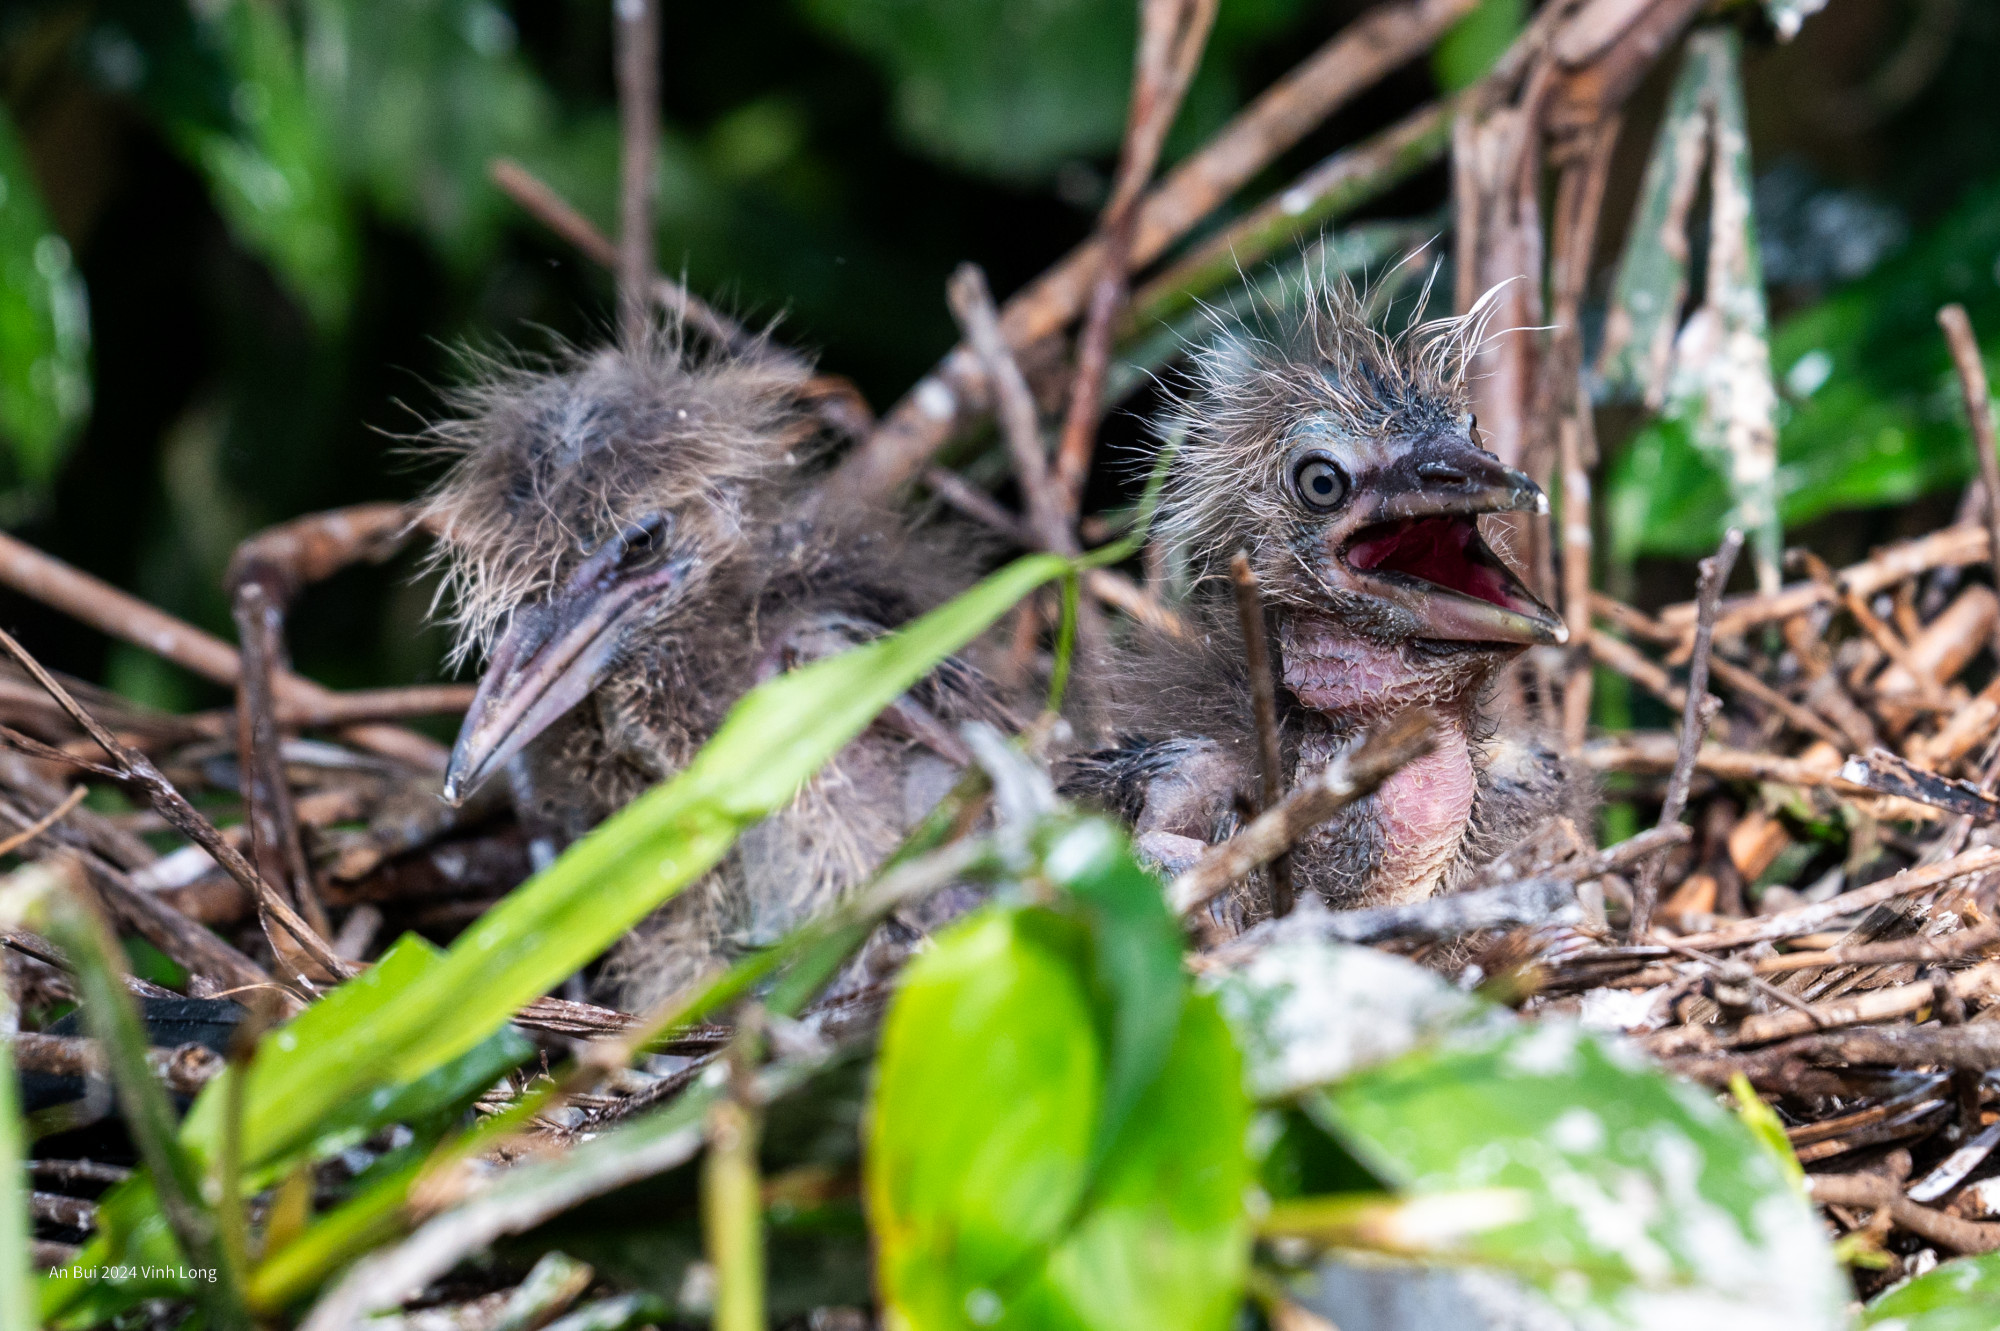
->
[945, 264, 1072, 555]
[1229, 552, 1291, 915]
[1171, 709, 1434, 916]
[489, 159, 749, 353]
[1559, 411, 1594, 751]
[0, 786, 84, 859]
[1806, 1172, 2000, 1254]
[1939, 303, 2000, 666]
[1053, 0, 1217, 518]
[821, 0, 1481, 510]
[0, 627, 348, 984]
[232, 579, 330, 940]
[1633, 528, 1742, 938]
[613, 0, 661, 346]
[0, 530, 444, 770]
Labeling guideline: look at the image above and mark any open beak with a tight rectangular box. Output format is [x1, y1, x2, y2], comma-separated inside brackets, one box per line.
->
[1336, 433, 1567, 647]
[443, 514, 687, 805]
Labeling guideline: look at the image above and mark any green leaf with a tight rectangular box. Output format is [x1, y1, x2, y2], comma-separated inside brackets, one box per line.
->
[869, 905, 1251, 1331]
[1309, 1022, 1847, 1327]
[1037, 817, 1185, 1171]
[0, 105, 89, 484]
[1863, 1252, 2000, 1329]
[168, 0, 356, 325]
[298, 0, 555, 268]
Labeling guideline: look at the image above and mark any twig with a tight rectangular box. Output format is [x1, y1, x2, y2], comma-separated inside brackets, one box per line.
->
[1724, 964, 2000, 1046]
[1939, 304, 2000, 667]
[488, 160, 749, 353]
[0, 530, 444, 771]
[1752, 921, 2000, 974]
[232, 580, 331, 941]
[1170, 710, 1435, 916]
[1667, 844, 2000, 952]
[1221, 874, 1579, 954]
[1588, 632, 1686, 711]
[819, 0, 1483, 509]
[11, 1030, 224, 1098]
[1053, 0, 1217, 517]
[945, 265, 1071, 555]
[1634, 528, 1741, 937]
[1127, 99, 1453, 333]
[1559, 410, 1594, 750]
[1807, 1171, 2000, 1253]
[614, 0, 661, 345]
[0, 786, 83, 859]
[1705, 654, 1848, 749]
[1229, 553, 1291, 915]
[0, 626, 349, 985]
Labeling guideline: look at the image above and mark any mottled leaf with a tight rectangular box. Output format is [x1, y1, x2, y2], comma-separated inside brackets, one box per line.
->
[1309, 1022, 1847, 1329]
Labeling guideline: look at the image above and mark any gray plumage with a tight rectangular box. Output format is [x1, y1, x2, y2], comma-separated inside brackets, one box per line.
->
[1066, 273, 1581, 927]
[421, 329, 1009, 1009]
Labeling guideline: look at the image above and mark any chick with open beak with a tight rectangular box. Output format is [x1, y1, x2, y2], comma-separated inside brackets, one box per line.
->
[1066, 277, 1576, 922]
[420, 330, 1009, 1008]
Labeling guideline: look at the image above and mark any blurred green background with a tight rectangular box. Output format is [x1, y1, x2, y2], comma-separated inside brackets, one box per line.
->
[0, 0, 1994, 709]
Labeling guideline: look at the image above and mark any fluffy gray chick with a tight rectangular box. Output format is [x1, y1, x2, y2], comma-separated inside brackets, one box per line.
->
[420, 330, 1008, 1009]
[1066, 278, 1575, 925]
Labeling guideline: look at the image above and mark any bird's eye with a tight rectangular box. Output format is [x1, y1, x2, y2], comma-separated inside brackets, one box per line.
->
[1292, 455, 1349, 512]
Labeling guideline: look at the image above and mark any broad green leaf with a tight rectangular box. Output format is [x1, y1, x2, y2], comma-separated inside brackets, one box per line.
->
[1310, 1022, 1847, 1329]
[1864, 1252, 2000, 1330]
[870, 904, 1250, 1331]
[170, 0, 356, 325]
[1037, 816, 1185, 1171]
[0, 105, 89, 484]
[173, 553, 1059, 1233]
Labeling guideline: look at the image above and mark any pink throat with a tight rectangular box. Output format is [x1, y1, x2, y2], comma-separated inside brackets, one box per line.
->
[1282, 616, 1480, 904]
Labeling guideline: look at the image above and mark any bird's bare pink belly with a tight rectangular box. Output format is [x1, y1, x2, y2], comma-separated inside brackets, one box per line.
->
[1284, 621, 1479, 903]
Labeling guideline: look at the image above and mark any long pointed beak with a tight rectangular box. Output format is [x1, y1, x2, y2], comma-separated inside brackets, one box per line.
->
[1336, 433, 1567, 647]
[443, 514, 688, 805]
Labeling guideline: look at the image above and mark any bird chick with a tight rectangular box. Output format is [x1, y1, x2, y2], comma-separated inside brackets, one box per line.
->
[420, 330, 1006, 1008]
[1068, 277, 1572, 922]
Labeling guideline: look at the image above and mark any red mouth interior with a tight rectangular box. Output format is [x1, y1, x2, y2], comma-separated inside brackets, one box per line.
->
[1346, 516, 1519, 609]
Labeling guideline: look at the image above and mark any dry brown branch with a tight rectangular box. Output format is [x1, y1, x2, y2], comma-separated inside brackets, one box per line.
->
[1705, 654, 1848, 748]
[1753, 922, 2000, 974]
[1083, 569, 1189, 639]
[920, 467, 1030, 544]
[1170, 709, 1436, 915]
[1726, 963, 2000, 1046]
[1666, 845, 2000, 952]
[1230, 552, 1291, 915]
[1052, 0, 1218, 518]
[945, 264, 1071, 555]
[0, 785, 84, 859]
[13, 1030, 224, 1097]
[1940, 303, 2000, 666]
[1807, 1171, 2000, 1253]
[0, 626, 349, 985]
[820, 0, 1482, 509]
[614, 0, 660, 345]
[1588, 633, 1686, 710]
[1634, 529, 1740, 937]
[232, 579, 329, 943]
[488, 159, 749, 353]
[0, 529, 445, 771]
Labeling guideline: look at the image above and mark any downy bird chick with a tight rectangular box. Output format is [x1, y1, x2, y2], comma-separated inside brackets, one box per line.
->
[420, 329, 1008, 1009]
[1067, 278, 1573, 923]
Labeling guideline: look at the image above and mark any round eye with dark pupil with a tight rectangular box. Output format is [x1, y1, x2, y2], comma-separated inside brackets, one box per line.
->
[1293, 457, 1348, 511]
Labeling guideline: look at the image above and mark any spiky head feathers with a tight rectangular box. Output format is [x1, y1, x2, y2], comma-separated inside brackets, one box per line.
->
[1155, 274, 1493, 603]
[418, 331, 813, 665]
